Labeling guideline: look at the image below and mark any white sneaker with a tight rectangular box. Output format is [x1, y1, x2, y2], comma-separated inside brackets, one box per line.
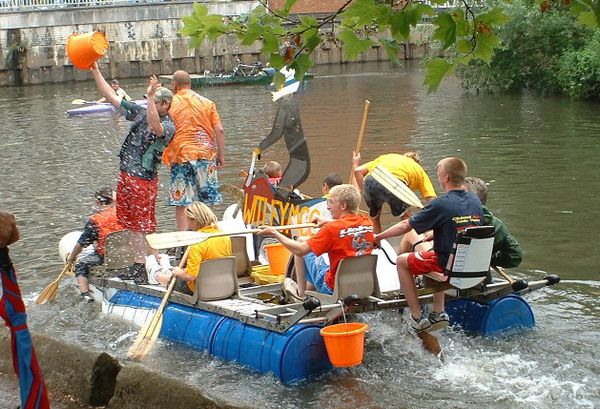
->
[409, 314, 432, 332]
[282, 278, 303, 303]
[158, 254, 172, 270]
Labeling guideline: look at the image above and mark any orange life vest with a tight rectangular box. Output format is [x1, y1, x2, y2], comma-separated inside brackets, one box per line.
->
[90, 206, 124, 257]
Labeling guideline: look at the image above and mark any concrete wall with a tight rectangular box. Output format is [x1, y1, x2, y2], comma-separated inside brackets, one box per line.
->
[0, 0, 431, 87]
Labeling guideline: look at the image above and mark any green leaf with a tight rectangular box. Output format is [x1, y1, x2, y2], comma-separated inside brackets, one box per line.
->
[193, 3, 209, 18]
[473, 32, 499, 63]
[456, 39, 473, 53]
[303, 30, 321, 52]
[433, 13, 457, 50]
[380, 38, 402, 65]
[390, 11, 410, 41]
[428, 0, 449, 5]
[277, 0, 297, 17]
[406, 3, 434, 25]
[340, 0, 379, 26]
[339, 29, 373, 60]
[424, 58, 453, 93]
[477, 7, 510, 26]
[578, 11, 598, 28]
[298, 15, 319, 29]
[290, 52, 313, 79]
[262, 30, 280, 54]
[241, 21, 264, 45]
[272, 71, 285, 89]
[269, 54, 286, 70]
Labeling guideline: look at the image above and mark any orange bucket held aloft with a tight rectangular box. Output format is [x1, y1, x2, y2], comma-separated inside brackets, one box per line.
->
[264, 242, 291, 276]
[67, 32, 109, 70]
[320, 322, 368, 367]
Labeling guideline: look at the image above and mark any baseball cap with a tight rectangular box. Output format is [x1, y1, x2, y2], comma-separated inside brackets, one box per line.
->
[153, 87, 173, 103]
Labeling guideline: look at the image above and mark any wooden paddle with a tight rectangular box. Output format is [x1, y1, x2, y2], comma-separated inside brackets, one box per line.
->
[128, 248, 190, 360]
[349, 99, 371, 183]
[370, 165, 424, 209]
[71, 99, 96, 105]
[146, 223, 317, 250]
[35, 262, 74, 305]
[417, 331, 442, 357]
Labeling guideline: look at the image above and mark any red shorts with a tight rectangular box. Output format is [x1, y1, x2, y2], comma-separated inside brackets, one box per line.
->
[407, 251, 443, 276]
[116, 171, 158, 233]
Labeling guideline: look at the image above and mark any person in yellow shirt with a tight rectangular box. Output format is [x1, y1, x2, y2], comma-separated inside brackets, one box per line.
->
[353, 152, 437, 233]
[151, 202, 232, 294]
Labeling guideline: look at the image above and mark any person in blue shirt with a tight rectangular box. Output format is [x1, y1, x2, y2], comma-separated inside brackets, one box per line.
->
[375, 157, 483, 332]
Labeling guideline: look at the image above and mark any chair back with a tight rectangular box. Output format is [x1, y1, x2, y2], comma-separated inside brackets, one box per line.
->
[230, 236, 251, 277]
[331, 254, 379, 300]
[103, 230, 135, 270]
[196, 257, 238, 301]
[446, 226, 495, 289]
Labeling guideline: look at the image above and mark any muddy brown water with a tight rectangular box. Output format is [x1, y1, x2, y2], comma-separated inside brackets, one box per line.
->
[1, 61, 598, 408]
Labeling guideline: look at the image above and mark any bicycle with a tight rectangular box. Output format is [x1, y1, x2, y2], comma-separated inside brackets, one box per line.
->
[231, 59, 264, 77]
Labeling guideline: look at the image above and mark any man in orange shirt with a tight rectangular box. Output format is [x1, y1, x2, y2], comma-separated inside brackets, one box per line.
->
[163, 70, 226, 230]
[259, 184, 374, 299]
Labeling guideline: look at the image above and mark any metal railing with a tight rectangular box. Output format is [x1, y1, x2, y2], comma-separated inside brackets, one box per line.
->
[0, 0, 178, 12]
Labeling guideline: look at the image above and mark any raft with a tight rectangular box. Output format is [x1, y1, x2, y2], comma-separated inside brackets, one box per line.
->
[66, 99, 147, 116]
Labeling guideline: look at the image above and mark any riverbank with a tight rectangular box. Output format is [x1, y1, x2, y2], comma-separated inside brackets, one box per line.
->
[0, 330, 243, 408]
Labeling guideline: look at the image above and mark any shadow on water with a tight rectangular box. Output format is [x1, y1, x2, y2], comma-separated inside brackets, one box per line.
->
[2, 61, 600, 407]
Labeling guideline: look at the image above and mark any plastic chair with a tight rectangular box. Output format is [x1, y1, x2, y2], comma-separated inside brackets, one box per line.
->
[195, 257, 239, 302]
[424, 226, 495, 289]
[230, 236, 252, 277]
[305, 254, 379, 304]
[102, 230, 134, 271]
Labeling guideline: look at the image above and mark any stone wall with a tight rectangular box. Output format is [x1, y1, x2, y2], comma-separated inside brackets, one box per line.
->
[0, 0, 431, 87]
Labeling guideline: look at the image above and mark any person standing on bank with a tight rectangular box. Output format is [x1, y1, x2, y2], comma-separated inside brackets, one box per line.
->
[90, 63, 175, 281]
[163, 70, 226, 230]
[375, 157, 483, 332]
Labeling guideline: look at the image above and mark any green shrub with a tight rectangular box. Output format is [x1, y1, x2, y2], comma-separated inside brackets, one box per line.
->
[557, 31, 600, 99]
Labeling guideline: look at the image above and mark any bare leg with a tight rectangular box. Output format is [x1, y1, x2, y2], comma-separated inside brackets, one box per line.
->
[397, 253, 421, 319]
[76, 276, 89, 293]
[370, 210, 383, 234]
[433, 291, 445, 314]
[176, 206, 189, 231]
[294, 255, 307, 297]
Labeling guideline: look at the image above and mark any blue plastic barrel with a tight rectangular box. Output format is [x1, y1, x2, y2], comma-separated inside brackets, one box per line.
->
[108, 291, 332, 383]
[446, 294, 535, 336]
[211, 318, 332, 383]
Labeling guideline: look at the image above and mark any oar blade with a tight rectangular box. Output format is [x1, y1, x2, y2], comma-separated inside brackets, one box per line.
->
[35, 282, 59, 305]
[370, 166, 423, 209]
[417, 331, 442, 357]
[71, 99, 92, 105]
[146, 231, 208, 250]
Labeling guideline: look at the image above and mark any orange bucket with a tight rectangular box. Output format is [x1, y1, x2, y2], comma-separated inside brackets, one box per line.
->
[264, 242, 292, 276]
[67, 32, 109, 70]
[320, 322, 368, 367]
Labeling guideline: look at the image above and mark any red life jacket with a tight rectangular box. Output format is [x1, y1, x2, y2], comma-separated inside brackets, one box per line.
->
[90, 206, 124, 256]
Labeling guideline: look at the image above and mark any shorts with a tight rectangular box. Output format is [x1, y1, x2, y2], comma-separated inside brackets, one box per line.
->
[407, 251, 443, 276]
[303, 252, 333, 294]
[363, 175, 410, 217]
[74, 252, 103, 278]
[117, 171, 158, 233]
[168, 159, 223, 206]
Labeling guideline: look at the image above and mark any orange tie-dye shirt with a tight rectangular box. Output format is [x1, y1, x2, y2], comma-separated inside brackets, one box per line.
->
[163, 89, 222, 165]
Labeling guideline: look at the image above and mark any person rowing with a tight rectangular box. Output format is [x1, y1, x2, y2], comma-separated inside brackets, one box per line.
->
[352, 151, 437, 233]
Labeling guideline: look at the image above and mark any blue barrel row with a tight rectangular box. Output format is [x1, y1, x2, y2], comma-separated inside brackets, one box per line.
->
[109, 290, 333, 383]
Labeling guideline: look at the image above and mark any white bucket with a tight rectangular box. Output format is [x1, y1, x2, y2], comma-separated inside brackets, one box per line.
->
[58, 231, 95, 262]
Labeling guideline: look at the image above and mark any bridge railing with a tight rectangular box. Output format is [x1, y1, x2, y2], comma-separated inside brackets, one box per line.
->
[0, 0, 177, 12]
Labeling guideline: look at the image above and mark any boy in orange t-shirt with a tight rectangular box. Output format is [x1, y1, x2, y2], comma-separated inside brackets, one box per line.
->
[258, 184, 374, 298]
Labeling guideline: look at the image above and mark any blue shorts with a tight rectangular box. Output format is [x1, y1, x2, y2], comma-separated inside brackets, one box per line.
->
[168, 159, 223, 206]
[303, 252, 333, 295]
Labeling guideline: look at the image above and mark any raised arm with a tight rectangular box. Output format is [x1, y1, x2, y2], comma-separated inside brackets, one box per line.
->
[90, 63, 121, 109]
[145, 76, 164, 136]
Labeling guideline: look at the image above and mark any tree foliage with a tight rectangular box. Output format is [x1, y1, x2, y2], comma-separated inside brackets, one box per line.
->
[178, 0, 600, 92]
[456, 0, 598, 97]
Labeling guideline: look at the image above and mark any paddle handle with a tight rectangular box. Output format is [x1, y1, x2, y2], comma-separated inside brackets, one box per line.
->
[492, 265, 515, 284]
[349, 99, 370, 183]
[207, 223, 318, 239]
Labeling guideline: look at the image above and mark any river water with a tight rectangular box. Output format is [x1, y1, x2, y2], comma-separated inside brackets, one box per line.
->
[1, 62, 598, 408]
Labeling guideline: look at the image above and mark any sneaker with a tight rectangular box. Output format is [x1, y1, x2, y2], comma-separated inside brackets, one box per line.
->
[427, 311, 449, 331]
[409, 314, 431, 332]
[80, 292, 94, 303]
[282, 278, 303, 303]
